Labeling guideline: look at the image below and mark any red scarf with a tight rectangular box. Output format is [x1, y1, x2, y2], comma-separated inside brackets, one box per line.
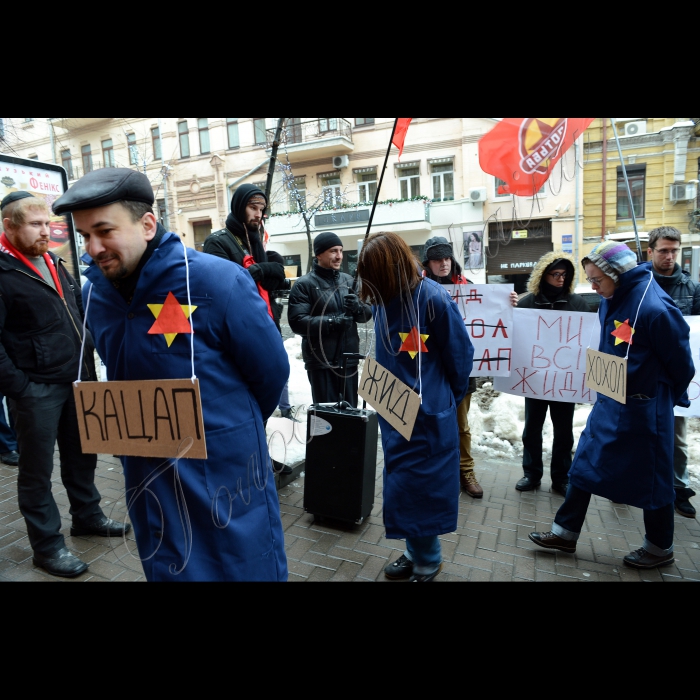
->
[0, 232, 64, 299]
[243, 254, 274, 319]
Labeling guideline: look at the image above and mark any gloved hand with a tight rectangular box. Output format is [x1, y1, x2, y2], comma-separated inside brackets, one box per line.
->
[328, 314, 353, 333]
[247, 262, 285, 284]
[247, 264, 263, 282]
[343, 293, 361, 315]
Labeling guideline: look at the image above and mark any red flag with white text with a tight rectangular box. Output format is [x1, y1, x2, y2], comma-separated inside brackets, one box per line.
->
[392, 118, 413, 160]
[479, 118, 595, 197]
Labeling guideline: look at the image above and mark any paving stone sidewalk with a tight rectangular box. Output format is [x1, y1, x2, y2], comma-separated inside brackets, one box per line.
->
[1, 441, 699, 582]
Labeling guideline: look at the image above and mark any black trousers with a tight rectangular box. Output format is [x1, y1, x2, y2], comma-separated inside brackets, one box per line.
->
[307, 368, 359, 408]
[9, 383, 103, 556]
[522, 397, 575, 485]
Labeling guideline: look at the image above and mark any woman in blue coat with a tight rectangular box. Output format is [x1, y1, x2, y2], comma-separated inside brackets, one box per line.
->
[357, 232, 474, 582]
[530, 242, 694, 570]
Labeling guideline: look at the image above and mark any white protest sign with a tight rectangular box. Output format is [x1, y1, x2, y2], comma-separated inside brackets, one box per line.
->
[444, 284, 514, 377]
[675, 315, 700, 417]
[358, 357, 420, 441]
[493, 308, 600, 404]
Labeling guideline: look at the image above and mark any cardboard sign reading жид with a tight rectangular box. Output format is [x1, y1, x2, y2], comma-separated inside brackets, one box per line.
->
[585, 349, 627, 404]
[73, 379, 207, 459]
[359, 357, 420, 441]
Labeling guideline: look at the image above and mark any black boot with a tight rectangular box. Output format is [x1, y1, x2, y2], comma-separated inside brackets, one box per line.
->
[675, 487, 697, 519]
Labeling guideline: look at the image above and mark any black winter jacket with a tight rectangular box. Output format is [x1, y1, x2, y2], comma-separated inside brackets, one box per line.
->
[0, 251, 96, 398]
[288, 264, 372, 370]
[650, 263, 700, 316]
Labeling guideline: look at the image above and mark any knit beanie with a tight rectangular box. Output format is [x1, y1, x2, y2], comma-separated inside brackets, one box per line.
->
[314, 231, 343, 256]
[583, 241, 638, 284]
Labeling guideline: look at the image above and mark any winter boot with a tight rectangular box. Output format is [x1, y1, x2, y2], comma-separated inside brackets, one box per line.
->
[675, 487, 697, 519]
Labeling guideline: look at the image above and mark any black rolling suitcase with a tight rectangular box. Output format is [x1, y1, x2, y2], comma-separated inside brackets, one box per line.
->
[303, 404, 379, 525]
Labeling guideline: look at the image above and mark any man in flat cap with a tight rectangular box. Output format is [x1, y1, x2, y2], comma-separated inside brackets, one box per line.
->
[288, 232, 372, 407]
[0, 191, 129, 578]
[54, 168, 290, 582]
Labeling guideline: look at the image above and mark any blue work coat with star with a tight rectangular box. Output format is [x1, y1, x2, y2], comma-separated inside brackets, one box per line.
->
[569, 263, 694, 510]
[374, 278, 473, 539]
[83, 233, 290, 581]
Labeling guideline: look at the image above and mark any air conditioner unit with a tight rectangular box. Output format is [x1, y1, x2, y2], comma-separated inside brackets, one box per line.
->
[670, 183, 698, 203]
[333, 155, 349, 169]
[469, 187, 487, 203]
[622, 121, 647, 137]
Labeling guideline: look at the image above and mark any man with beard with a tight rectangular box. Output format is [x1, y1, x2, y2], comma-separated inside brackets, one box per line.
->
[0, 192, 128, 578]
[53, 170, 289, 582]
[203, 184, 288, 317]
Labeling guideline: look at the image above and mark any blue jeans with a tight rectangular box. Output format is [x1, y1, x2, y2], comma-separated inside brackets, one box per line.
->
[0, 394, 17, 454]
[279, 381, 291, 412]
[405, 536, 442, 575]
[552, 484, 675, 555]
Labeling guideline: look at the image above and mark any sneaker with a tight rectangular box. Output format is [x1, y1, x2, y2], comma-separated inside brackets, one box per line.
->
[384, 554, 413, 580]
[528, 531, 577, 553]
[0, 450, 19, 466]
[460, 471, 484, 499]
[409, 563, 443, 582]
[623, 547, 674, 569]
[675, 488, 697, 519]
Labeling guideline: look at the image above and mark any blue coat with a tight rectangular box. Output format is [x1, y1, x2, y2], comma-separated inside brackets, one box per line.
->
[84, 233, 290, 581]
[375, 279, 474, 539]
[569, 263, 694, 509]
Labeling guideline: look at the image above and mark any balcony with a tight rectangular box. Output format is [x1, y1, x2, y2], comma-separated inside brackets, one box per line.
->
[267, 199, 431, 239]
[267, 118, 354, 162]
[50, 118, 111, 130]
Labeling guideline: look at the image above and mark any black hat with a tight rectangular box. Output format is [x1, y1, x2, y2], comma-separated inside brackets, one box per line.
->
[314, 231, 343, 256]
[53, 168, 154, 216]
[423, 236, 453, 264]
[1, 191, 35, 210]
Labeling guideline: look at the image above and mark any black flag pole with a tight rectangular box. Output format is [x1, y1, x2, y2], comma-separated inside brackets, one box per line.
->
[352, 118, 400, 292]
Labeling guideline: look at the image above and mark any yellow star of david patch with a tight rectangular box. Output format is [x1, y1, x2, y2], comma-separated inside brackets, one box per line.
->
[612, 318, 635, 346]
[147, 291, 198, 347]
[399, 328, 429, 360]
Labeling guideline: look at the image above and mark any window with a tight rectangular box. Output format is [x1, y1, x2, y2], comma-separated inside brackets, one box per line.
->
[355, 118, 375, 126]
[357, 171, 377, 203]
[151, 127, 161, 160]
[61, 149, 74, 179]
[127, 133, 138, 165]
[178, 120, 190, 158]
[287, 177, 307, 212]
[82, 145, 93, 174]
[254, 119, 267, 145]
[227, 118, 239, 149]
[617, 165, 645, 219]
[495, 176, 545, 197]
[102, 139, 115, 168]
[287, 117, 302, 144]
[319, 118, 338, 133]
[192, 220, 212, 251]
[320, 174, 342, 207]
[398, 166, 420, 199]
[198, 118, 210, 154]
[431, 162, 454, 202]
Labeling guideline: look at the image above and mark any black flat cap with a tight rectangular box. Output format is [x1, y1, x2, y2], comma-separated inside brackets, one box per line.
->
[1, 191, 36, 210]
[53, 168, 154, 216]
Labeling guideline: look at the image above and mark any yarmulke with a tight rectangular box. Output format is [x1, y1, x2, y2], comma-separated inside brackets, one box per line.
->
[314, 231, 343, 256]
[53, 168, 154, 216]
[1, 191, 35, 210]
[583, 241, 638, 283]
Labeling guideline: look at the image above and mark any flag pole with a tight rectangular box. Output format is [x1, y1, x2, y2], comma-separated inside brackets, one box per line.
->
[351, 118, 400, 293]
[610, 118, 643, 262]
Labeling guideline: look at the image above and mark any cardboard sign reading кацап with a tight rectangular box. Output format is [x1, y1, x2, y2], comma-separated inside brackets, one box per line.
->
[73, 379, 207, 459]
[359, 357, 420, 441]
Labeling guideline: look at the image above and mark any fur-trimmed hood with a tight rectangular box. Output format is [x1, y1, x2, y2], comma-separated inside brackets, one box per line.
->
[527, 250, 577, 296]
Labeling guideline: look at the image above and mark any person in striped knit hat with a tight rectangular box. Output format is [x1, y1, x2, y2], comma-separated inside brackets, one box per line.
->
[529, 241, 695, 571]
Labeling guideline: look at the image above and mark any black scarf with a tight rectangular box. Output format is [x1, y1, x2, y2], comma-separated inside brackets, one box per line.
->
[226, 184, 268, 264]
[540, 279, 567, 303]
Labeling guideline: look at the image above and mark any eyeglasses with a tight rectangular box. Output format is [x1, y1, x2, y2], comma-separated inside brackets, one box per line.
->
[586, 276, 605, 285]
[651, 248, 680, 257]
[547, 272, 567, 279]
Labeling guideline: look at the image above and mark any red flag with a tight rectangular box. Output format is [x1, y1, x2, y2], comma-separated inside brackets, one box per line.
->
[479, 118, 594, 197]
[392, 118, 413, 160]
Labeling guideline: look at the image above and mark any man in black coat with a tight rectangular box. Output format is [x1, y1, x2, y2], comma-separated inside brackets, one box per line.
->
[0, 192, 129, 578]
[647, 226, 699, 518]
[288, 232, 372, 407]
[203, 184, 288, 306]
